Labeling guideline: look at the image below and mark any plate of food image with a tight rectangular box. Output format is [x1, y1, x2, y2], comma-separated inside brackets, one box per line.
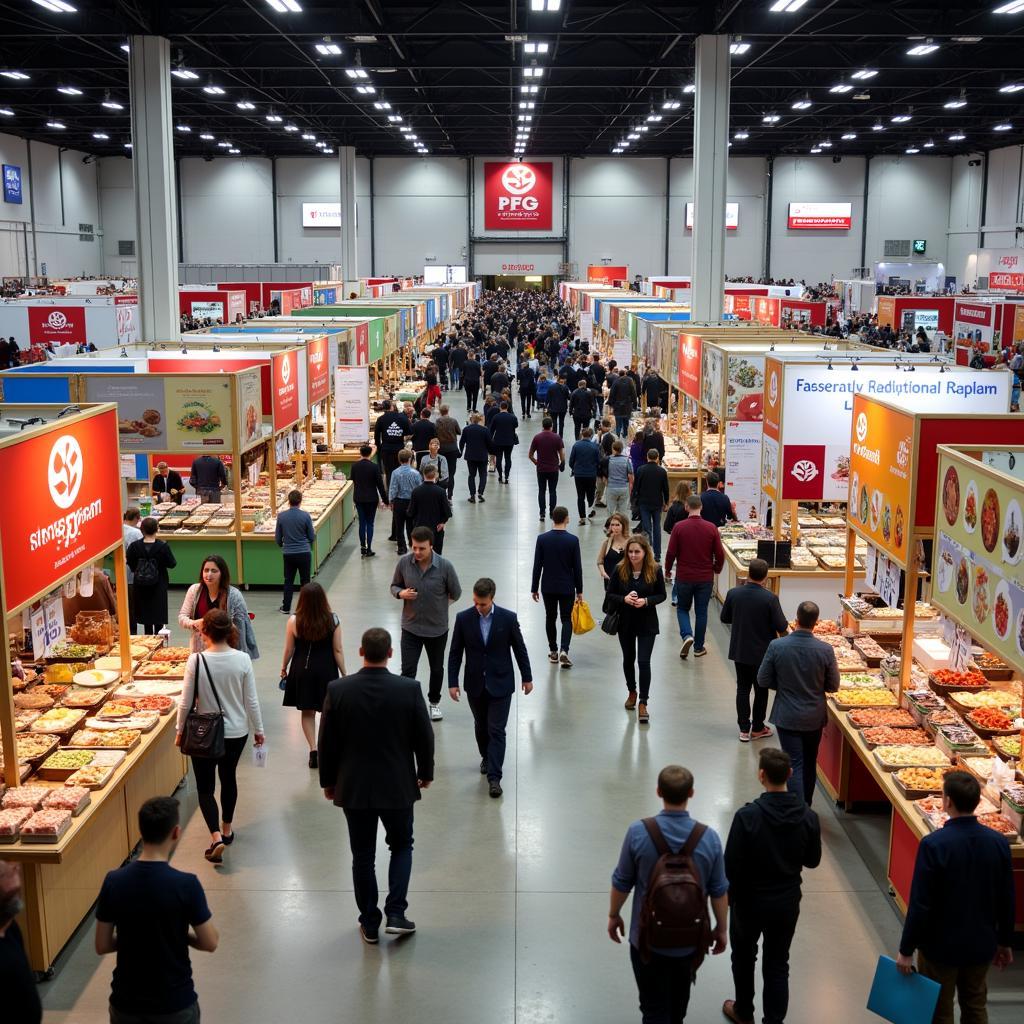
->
[980, 488, 1000, 554]
[941, 465, 960, 527]
[859, 484, 870, 525]
[955, 557, 969, 605]
[963, 480, 979, 534]
[1003, 499, 1022, 566]
[992, 579, 1011, 642]
[881, 503, 892, 542]
[894, 506, 905, 550]
[936, 548, 954, 593]
[972, 565, 990, 624]
[869, 489, 883, 532]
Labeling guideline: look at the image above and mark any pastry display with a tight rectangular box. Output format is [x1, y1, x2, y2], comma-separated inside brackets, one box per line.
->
[947, 690, 1018, 709]
[977, 812, 1020, 838]
[42, 786, 90, 814]
[65, 765, 114, 788]
[49, 642, 97, 660]
[85, 713, 159, 732]
[115, 681, 183, 698]
[830, 688, 899, 707]
[847, 708, 916, 729]
[94, 702, 136, 720]
[36, 684, 70, 702]
[861, 726, 932, 747]
[148, 647, 192, 663]
[14, 691, 54, 711]
[41, 750, 94, 772]
[14, 710, 41, 732]
[29, 707, 86, 733]
[61, 686, 109, 709]
[20, 808, 72, 839]
[874, 745, 951, 768]
[70, 729, 141, 748]
[0, 806, 33, 840]
[119, 695, 174, 714]
[2, 785, 51, 810]
[134, 662, 186, 678]
[895, 767, 951, 792]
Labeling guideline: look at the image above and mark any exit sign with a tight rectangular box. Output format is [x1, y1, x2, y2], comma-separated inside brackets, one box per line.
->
[912, 239, 927, 254]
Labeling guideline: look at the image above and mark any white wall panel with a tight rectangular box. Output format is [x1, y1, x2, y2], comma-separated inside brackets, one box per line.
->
[276, 156, 340, 266]
[179, 157, 275, 263]
[770, 155, 865, 283]
[569, 157, 665, 279]
[983, 144, 1024, 249]
[947, 154, 984, 286]
[98, 156, 137, 276]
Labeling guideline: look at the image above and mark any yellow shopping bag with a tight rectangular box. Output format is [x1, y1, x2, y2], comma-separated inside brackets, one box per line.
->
[571, 597, 596, 635]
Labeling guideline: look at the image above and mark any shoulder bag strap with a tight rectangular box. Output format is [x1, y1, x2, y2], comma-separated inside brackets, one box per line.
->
[198, 653, 225, 712]
[641, 817, 671, 857]
[681, 821, 707, 857]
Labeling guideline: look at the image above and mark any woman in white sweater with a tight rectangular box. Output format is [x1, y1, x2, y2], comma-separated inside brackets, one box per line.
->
[176, 609, 265, 864]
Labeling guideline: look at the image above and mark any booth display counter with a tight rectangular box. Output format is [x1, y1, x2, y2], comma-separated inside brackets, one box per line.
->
[0, 404, 188, 972]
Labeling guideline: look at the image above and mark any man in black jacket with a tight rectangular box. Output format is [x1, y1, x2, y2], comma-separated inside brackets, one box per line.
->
[462, 353, 482, 412]
[373, 399, 412, 487]
[490, 362, 511, 396]
[488, 401, 519, 484]
[449, 343, 467, 390]
[569, 378, 597, 439]
[459, 411, 491, 502]
[319, 627, 434, 944]
[545, 374, 570, 437]
[349, 444, 388, 558]
[720, 558, 788, 740]
[632, 450, 670, 561]
[722, 748, 821, 1024]
[608, 370, 637, 437]
[407, 465, 452, 554]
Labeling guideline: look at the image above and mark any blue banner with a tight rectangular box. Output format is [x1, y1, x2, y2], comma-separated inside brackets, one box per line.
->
[2, 164, 22, 204]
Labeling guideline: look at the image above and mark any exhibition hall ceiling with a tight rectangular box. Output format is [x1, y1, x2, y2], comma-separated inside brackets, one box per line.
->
[0, 1, 1021, 159]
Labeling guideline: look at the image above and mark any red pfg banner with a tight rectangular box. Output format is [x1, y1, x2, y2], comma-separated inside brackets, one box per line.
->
[587, 265, 628, 285]
[787, 202, 852, 230]
[484, 161, 553, 230]
[28, 306, 88, 346]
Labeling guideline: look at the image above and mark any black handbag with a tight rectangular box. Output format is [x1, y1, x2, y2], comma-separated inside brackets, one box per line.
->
[180, 654, 226, 759]
[601, 608, 621, 635]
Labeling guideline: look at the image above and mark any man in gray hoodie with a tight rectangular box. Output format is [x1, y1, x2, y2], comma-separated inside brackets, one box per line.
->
[722, 748, 821, 1024]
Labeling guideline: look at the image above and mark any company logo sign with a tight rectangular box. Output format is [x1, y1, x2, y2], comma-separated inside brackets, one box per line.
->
[791, 459, 818, 482]
[272, 350, 300, 430]
[502, 263, 536, 272]
[989, 271, 1024, 293]
[955, 304, 990, 323]
[484, 161, 553, 230]
[2, 164, 22, 205]
[684, 202, 739, 231]
[769, 370, 779, 407]
[47, 435, 82, 510]
[306, 337, 331, 404]
[998, 254, 1021, 269]
[896, 437, 911, 468]
[787, 201, 853, 230]
[47, 311, 68, 331]
[280, 352, 291, 385]
[27, 305, 87, 346]
[677, 334, 701, 399]
[855, 412, 868, 443]
[302, 202, 341, 228]
[781, 445, 826, 499]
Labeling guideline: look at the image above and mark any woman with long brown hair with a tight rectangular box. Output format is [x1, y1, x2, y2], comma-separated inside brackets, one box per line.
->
[280, 582, 346, 768]
[178, 555, 259, 659]
[604, 533, 666, 724]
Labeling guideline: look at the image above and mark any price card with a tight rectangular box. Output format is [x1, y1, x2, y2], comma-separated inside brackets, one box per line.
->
[30, 605, 48, 659]
[41, 594, 66, 655]
[878, 557, 901, 609]
[949, 624, 972, 673]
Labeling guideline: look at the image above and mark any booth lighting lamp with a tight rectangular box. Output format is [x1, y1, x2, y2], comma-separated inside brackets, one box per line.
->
[841, 132, 857, 140]
[200, 133, 215, 140]
[236, 100, 256, 110]
[944, 96, 967, 108]
[829, 83, 852, 94]
[771, 0, 810, 10]
[730, 42, 751, 55]
[32, 0, 77, 10]
[524, 42, 549, 54]
[763, 113, 781, 123]
[994, 1, 1024, 10]
[57, 85, 83, 96]
[316, 43, 342, 56]
[171, 68, 200, 80]
[662, 99, 681, 110]
[999, 83, 1024, 93]
[792, 97, 812, 109]
[265, 113, 283, 123]
[356, 85, 375, 94]
[46, 120, 65, 129]
[949, 131, 966, 141]
[0, 108, 13, 117]
[994, 123, 1013, 131]
[92, 132, 108, 140]
[373, 101, 391, 110]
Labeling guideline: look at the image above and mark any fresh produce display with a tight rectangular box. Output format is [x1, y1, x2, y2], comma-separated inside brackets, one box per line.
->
[862, 726, 931, 747]
[1, 785, 50, 810]
[895, 767, 951, 792]
[966, 707, 1015, 732]
[848, 708, 917, 729]
[930, 669, 988, 689]
[831, 688, 899, 707]
[874, 745, 951, 767]
[993, 735, 1021, 759]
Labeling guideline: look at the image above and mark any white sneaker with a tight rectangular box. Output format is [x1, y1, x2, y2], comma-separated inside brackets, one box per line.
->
[429, 703, 443, 721]
[679, 636, 694, 658]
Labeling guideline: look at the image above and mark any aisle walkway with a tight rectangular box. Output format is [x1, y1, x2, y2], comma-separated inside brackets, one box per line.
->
[41, 414, 1022, 1023]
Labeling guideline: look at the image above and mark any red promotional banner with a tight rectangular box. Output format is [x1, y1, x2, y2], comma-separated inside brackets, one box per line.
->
[484, 161, 553, 230]
[272, 350, 300, 431]
[587, 265, 628, 285]
[677, 334, 701, 400]
[781, 444, 827, 500]
[786, 202, 853, 230]
[27, 306, 88, 347]
[0, 409, 122, 612]
[306, 337, 330, 404]
[355, 323, 369, 366]
[989, 271, 1024, 293]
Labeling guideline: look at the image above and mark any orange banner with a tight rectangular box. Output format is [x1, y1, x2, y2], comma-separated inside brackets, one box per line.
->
[1014, 304, 1024, 344]
[0, 409, 123, 613]
[847, 395, 915, 565]
[876, 296, 896, 328]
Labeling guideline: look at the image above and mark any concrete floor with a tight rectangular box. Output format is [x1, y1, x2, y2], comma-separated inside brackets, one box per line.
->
[41, 412, 1023, 1023]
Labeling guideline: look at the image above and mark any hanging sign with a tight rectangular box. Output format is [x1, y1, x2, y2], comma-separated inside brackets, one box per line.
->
[271, 350, 301, 431]
[334, 366, 370, 443]
[3, 164, 22, 204]
[787, 202, 852, 230]
[484, 161, 553, 230]
[612, 337, 632, 370]
[579, 311, 594, 343]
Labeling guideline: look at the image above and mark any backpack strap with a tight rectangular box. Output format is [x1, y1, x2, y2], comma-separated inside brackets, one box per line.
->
[681, 821, 707, 858]
[641, 817, 671, 856]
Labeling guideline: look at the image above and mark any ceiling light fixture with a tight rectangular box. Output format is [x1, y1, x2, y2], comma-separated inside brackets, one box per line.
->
[891, 111, 912, 123]
[682, 83, 696, 94]
[662, 99, 681, 110]
[284, 124, 299, 132]
[32, 0, 77, 11]
[524, 42, 550, 54]
[810, 147, 822, 154]
[92, 132, 108, 140]
[521, 102, 536, 110]
[171, 68, 199, 80]
[994, 1, 1024, 11]
[944, 90, 967, 109]
[1, 71, 30, 80]
[734, 130, 749, 140]
[400, 125, 412, 133]
[388, 114, 403, 122]
[120, 43, 129, 53]
[302, 133, 316, 140]
[906, 40, 939, 56]
[949, 131, 966, 141]
[872, 121, 886, 131]
[202, 82, 226, 95]
[627, 132, 640, 140]
[841, 132, 857, 140]
[770, 0, 810, 10]
[762, 112, 780, 123]
[356, 85, 375, 94]
[646, 112, 663, 123]
[236, 101, 256, 111]
[46, 120, 65, 129]
[523, 65, 544, 78]
[57, 85, 83, 96]
[994, 123, 1013, 131]
[0, 108, 13, 116]
[791, 94, 812, 110]
[267, 0, 302, 11]
[730, 41, 751, 55]
[829, 82, 853, 94]
[123, 142, 132, 149]
[818, 139, 833, 148]
[373, 101, 391, 110]
[265, 112, 283, 123]
[923, 140, 935, 148]
[521, 84, 539, 94]
[345, 68, 369, 79]
[851, 69, 877, 80]
[530, 0, 562, 10]
[906, 147, 920, 154]
[229, 148, 241, 154]
[518, 114, 533, 121]
[315, 43, 342, 56]
[217, 141, 231, 148]
[200, 133, 214, 140]
[999, 82, 1024, 93]
[176, 124, 191, 132]
[612, 147, 624, 154]
[101, 92, 123, 110]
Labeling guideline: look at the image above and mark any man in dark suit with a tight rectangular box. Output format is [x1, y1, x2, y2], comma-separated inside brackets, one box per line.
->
[406, 465, 452, 554]
[531, 506, 584, 668]
[319, 627, 435, 945]
[720, 558, 789, 741]
[488, 400, 519, 485]
[448, 578, 533, 798]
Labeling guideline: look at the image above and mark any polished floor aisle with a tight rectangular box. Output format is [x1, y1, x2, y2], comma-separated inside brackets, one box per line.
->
[41, 414, 1022, 1023]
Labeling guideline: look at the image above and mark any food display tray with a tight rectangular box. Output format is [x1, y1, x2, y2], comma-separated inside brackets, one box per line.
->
[66, 734, 141, 753]
[873, 750, 951, 772]
[19, 816, 73, 843]
[892, 775, 948, 801]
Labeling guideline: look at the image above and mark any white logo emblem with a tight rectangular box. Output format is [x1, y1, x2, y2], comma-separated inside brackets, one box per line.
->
[280, 355, 291, 385]
[791, 459, 819, 482]
[47, 434, 83, 510]
[896, 438, 911, 468]
[768, 371, 779, 406]
[855, 412, 868, 443]
[47, 311, 68, 330]
[501, 164, 536, 196]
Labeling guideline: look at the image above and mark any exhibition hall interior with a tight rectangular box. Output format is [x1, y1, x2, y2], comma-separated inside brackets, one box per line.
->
[0, 2, 1023, 1023]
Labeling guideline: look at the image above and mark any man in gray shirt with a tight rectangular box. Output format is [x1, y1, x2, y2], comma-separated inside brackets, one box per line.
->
[605, 438, 634, 517]
[390, 526, 462, 721]
[756, 601, 840, 807]
[275, 489, 316, 615]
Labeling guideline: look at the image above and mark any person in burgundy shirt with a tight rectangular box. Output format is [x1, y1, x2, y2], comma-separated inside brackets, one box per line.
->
[528, 417, 566, 522]
[664, 494, 725, 659]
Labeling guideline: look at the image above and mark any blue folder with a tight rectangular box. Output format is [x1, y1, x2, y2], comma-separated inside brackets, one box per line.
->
[867, 956, 941, 1024]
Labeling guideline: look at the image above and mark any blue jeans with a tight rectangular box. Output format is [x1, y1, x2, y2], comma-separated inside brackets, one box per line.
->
[639, 506, 662, 560]
[615, 415, 630, 437]
[675, 580, 713, 651]
[356, 501, 377, 550]
[343, 807, 415, 927]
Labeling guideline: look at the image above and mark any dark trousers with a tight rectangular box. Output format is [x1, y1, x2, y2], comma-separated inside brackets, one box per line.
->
[400, 628, 448, 705]
[110, 1003, 200, 1024]
[343, 807, 415, 928]
[735, 661, 769, 733]
[573, 416, 590, 439]
[465, 383, 480, 410]
[629, 944, 694, 1024]
[466, 459, 488, 497]
[639, 505, 662, 561]
[574, 476, 596, 519]
[380, 449, 400, 487]
[191, 735, 248, 833]
[615, 414, 630, 437]
[140, 622, 164, 634]
[730, 900, 801, 1024]
[282, 551, 312, 612]
[127, 583, 137, 635]
[550, 410, 566, 436]
[391, 498, 412, 552]
[494, 445, 513, 480]
[776, 726, 822, 806]
[467, 689, 513, 781]
[917, 953, 990, 1024]
[543, 592, 575, 653]
[441, 450, 458, 499]
[618, 631, 656, 701]
[355, 501, 378, 551]
[537, 470, 559, 515]
[520, 390, 534, 417]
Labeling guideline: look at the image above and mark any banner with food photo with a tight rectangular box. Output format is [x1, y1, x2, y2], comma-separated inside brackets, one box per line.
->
[83, 375, 166, 451]
[726, 355, 765, 422]
[932, 446, 1024, 673]
[235, 366, 266, 452]
[163, 377, 231, 450]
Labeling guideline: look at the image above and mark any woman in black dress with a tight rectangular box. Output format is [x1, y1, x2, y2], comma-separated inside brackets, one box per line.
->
[279, 582, 346, 768]
[126, 517, 177, 634]
[605, 533, 667, 725]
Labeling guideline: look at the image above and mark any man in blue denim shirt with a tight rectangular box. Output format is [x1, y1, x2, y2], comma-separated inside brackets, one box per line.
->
[609, 765, 729, 1022]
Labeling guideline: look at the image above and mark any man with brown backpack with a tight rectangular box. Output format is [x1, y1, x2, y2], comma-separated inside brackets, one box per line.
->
[608, 764, 730, 1022]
